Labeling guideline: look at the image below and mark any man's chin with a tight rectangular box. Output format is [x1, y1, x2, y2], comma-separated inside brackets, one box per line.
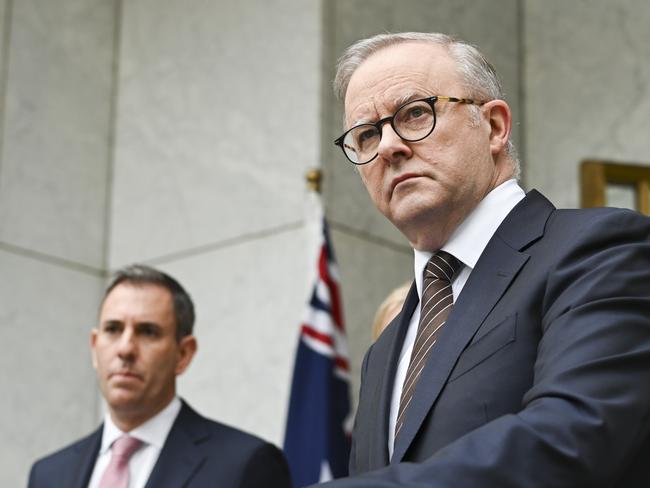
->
[106, 390, 142, 411]
[389, 200, 437, 229]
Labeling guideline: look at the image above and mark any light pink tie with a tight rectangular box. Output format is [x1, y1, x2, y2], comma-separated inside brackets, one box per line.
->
[99, 435, 143, 488]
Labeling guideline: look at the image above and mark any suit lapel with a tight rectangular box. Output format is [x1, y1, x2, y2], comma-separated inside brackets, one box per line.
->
[70, 427, 102, 488]
[368, 282, 419, 469]
[391, 190, 554, 463]
[145, 401, 208, 488]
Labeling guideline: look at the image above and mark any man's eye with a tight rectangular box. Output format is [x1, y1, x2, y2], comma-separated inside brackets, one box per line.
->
[139, 325, 159, 337]
[355, 128, 379, 147]
[405, 106, 426, 119]
[104, 324, 120, 334]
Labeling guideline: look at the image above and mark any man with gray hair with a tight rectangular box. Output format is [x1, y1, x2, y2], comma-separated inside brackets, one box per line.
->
[317, 32, 650, 487]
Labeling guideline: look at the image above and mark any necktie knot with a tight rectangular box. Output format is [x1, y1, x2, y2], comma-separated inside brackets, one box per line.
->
[112, 435, 142, 459]
[424, 251, 461, 283]
[99, 435, 143, 488]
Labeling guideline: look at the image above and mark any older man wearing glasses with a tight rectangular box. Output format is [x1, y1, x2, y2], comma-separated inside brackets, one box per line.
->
[318, 32, 650, 487]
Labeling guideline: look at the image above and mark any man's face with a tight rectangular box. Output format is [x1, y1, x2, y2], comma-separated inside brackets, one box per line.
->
[344, 42, 512, 250]
[91, 283, 195, 426]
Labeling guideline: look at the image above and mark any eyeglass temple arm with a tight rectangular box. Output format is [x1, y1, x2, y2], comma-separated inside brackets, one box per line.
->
[436, 96, 486, 106]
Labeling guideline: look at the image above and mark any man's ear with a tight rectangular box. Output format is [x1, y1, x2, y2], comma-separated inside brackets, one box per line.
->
[484, 99, 512, 156]
[90, 329, 99, 369]
[175, 335, 197, 376]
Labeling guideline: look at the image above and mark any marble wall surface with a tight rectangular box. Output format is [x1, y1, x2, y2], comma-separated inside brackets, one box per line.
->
[109, 0, 322, 267]
[0, 0, 115, 268]
[0, 1, 115, 485]
[0, 253, 104, 487]
[524, 0, 650, 207]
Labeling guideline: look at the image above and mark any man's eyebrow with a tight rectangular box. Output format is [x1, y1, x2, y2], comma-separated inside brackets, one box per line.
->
[393, 91, 428, 106]
[346, 91, 431, 128]
[101, 319, 123, 328]
[136, 321, 162, 330]
[348, 116, 374, 127]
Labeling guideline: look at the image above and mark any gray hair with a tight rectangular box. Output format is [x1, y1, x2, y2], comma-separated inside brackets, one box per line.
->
[103, 264, 195, 340]
[334, 32, 520, 178]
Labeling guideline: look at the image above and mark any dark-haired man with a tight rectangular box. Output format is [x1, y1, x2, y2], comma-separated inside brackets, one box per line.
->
[29, 265, 291, 488]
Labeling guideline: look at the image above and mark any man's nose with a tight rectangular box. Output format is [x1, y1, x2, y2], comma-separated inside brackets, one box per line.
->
[117, 329, 137, 359]
[377, 123, 412, 163]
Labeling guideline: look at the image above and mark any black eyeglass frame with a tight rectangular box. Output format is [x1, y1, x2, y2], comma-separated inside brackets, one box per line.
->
[334, 95, 486, 165]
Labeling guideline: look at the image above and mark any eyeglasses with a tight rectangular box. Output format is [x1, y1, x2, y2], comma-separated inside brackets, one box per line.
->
[334, 96, 485, 165]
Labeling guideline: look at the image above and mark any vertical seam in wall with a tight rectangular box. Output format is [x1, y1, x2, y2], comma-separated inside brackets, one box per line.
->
[95, 0, 124, 423]
[517, 0, 527, 187]
[317, 0, 325, 173]
[102, 0, 123, 276]
[0, 0, 14, 192]
[320, 0, 333, 208]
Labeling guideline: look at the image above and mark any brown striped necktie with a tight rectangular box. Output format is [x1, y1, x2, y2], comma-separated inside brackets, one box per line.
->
[395, 251, 461, 438]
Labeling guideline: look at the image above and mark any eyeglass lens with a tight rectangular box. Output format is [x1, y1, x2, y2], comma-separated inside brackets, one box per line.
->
[342, 99, 435, 164]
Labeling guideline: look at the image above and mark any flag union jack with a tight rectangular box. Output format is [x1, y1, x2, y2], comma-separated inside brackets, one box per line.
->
[284, 218, 352, 487]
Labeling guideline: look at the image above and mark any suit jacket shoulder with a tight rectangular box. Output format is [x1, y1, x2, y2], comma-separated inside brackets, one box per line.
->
[29, 401, 291, 488]
[145, 400, 291, 488]
[28, 427, 102, 488]
[339, 191, 650, 487]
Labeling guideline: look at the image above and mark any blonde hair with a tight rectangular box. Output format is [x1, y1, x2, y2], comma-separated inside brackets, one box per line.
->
[372, 282, 411, 341]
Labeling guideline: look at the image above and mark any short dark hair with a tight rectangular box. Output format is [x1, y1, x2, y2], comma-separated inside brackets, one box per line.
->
[103, 264, 195, 340]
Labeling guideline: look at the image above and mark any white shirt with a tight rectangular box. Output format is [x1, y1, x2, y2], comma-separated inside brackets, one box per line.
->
[88, 397, 182, 488]
[387, 179, 526, 457]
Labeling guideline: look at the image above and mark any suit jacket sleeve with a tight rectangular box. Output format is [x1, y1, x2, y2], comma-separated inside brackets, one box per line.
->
[322, 209, 650, 487]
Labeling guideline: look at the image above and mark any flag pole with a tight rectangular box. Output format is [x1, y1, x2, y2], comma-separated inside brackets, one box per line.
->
[304, 168, 324, 259]
[284, 167, 352, 487]
[305, 168, 322, 193]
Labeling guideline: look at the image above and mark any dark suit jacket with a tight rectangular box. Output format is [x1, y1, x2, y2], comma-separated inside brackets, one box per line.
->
[28, 400, 291, 488]
[320, 190, 650, 487]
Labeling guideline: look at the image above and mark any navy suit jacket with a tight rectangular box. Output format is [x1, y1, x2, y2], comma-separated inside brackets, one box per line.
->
[28, 400, 291, 488]
[320, 190, 650, 487]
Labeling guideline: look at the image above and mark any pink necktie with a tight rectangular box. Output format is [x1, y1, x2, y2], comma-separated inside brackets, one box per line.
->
[99, 435, 143, 488]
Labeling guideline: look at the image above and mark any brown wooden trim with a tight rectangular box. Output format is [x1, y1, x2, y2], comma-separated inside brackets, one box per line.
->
[580, 160, 650, 215]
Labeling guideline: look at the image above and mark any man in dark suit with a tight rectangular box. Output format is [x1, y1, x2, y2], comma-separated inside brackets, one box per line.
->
[29, 265, 291, 488]
[317, 32, 650, 487]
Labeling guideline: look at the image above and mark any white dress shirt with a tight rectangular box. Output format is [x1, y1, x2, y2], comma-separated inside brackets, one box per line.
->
[88, 396, 182, 488]
[387, 179, 526, 457]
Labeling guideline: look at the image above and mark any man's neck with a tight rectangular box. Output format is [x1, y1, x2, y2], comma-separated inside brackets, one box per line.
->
[109, 395, 176, 432]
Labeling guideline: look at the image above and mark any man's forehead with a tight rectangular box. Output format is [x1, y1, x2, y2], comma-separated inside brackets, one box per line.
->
[100, 283, 173, 317]
[343, 43, 456, 123]
[364, 90, 428, 109]
[345, 90, 430, 125]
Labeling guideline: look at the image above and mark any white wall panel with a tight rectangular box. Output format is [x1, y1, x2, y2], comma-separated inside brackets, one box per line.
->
[0, 0, 115, 268]
[525, 0, 650, 207]
[110, 0, 322, 267]
[0, 250, 104, 486]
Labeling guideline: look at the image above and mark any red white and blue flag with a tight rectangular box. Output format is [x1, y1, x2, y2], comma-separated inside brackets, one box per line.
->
[283, 216, 352, 487]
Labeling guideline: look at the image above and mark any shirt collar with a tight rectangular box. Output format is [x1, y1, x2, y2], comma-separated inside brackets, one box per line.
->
[413, 179, 525, 297]
[99, 396, 182, 454]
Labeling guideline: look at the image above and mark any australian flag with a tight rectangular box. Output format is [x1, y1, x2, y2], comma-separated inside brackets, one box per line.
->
[283, 218, 352, 487]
